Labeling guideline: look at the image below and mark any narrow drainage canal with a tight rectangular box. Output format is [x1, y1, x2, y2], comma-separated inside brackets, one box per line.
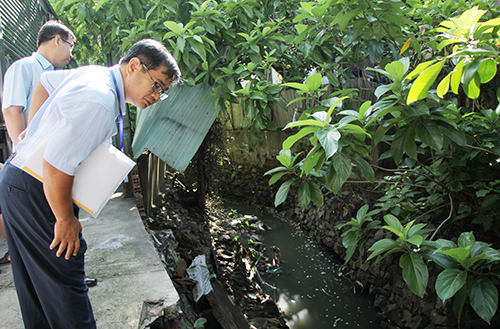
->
[225, 201, 381, 329]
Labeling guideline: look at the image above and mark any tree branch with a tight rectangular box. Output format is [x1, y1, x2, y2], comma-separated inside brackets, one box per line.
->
[430, 195, 454, 241]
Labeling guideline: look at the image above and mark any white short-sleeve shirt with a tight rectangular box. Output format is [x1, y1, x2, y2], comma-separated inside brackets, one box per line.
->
[12, 65, 126, 176]
[2, 52, 54, 125]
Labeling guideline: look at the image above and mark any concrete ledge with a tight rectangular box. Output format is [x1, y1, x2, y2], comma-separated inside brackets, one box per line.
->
[0, 189, 179, 328]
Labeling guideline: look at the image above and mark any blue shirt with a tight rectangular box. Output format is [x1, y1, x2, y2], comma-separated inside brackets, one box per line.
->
[2, 52, 54, 125]
[12, 65, 125, 176]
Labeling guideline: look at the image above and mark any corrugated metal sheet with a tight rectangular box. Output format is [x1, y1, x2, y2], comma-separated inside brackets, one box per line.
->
[132, 84, 221, 172]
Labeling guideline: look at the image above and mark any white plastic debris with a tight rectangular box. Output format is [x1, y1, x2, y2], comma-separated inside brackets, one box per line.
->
[186, 255, 213, 302]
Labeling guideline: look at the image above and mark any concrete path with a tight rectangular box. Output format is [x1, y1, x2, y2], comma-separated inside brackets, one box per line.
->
[0, 188, 179, 329]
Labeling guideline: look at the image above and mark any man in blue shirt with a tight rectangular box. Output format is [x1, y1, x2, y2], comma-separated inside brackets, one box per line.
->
[0, 20, 75, 268]
[0, 38, 180, 329]
[2, 20, 75, 149]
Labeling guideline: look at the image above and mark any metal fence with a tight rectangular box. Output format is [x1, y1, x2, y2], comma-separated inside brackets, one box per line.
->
[0, 0, 57, 161]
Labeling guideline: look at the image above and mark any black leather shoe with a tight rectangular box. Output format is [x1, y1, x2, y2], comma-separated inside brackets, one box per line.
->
[0, 251, 10, 267]
[85, 277, 98, 287]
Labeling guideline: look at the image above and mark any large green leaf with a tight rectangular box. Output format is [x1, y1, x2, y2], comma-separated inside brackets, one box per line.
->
[391, 127, 407, 164]
[416, 121, 443, 151]
[406, 235, 423, 247]
[305, 73, 322, 93]
[458, 232, 475, 248]
[316, 126, 341, 159]
[437, 73, 451, 98]
[436, 39, 463, 51]
[250, 91, 268, 102]
[285, 119, 324, 129]
[435, 269, 467, 302]
[385, 60, 407, 83]
[404, 125, 417, 160]
[440, 123, 467, 147]
[367, 238, 399, 261]
[332, 152, 352, 182]
[268, 171, 287, 186]
[373, 124, 392, 145]
[406, 60, 437, 81]
[281, 82, 310, 93]
[356, 204, 369, 222]
[451, 59, 465, 94]
[384, 214, 404, 233]
[403, 103, 430, 117]
[453, 285, 468, 324]
[400, 252, 429, 297]
[309, 181, 324, 206]
[326, 96, 348, 121]
[437, 248, 470, 265]
[463, 73, 481, 99]
[477, 59, 497, 84]
[383, 225, 406, 239]
[264, 166, 287, 176]
[298, 181, 312, 208]
[188, 39, 207, 61]
[461, 59, 481, 85]
[407, 60, 445, 104]
[468, 276, 498, 324]
[325, 166, 345, 194]
[95, 0, 110, 12]
[343, 230, 359, 263]
[424, 249, 457, 269]
[375, 84, 392, 99]
[276, 150, 292, 167]
[483, 248, 500, 261]
[302, 146, 321, 175]
[275, 179, 294, 207]
[352, 157, 375, 183]
[164, 21, 183, 35]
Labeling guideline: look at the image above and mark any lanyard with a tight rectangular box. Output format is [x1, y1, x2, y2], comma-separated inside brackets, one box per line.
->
[110, 69, 124, 153]
[110, 69, 129, 183]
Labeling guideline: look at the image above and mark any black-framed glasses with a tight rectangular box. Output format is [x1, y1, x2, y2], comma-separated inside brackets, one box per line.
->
[48, 35, 74, 48]
[141, 63, 169, 100]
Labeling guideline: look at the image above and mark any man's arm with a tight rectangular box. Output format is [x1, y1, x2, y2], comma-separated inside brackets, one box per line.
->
[27, 81, 49, 125]
[2, 106, 25, 147]
[43, 160, 82, 260]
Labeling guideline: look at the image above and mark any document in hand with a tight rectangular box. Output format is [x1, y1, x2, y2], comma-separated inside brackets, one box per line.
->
[22, 142, 136, 218]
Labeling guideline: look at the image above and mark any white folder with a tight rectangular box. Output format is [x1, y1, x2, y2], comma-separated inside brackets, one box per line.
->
[22, 139, 135, 218]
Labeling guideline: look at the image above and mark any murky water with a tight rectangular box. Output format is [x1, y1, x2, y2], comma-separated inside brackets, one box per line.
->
[225, 202, 381, 329]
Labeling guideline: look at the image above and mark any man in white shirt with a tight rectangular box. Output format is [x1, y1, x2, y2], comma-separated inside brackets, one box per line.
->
[2, 20, 75, 149]
[0, 38, 180, 329]
[0, 20, 75, 268]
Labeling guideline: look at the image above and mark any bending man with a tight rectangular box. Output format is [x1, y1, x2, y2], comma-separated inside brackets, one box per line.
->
[0, 39, 180, 329]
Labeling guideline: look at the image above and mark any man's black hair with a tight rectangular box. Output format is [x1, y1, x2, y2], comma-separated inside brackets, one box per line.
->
[120, 39, 181, 87]
[37, 20, 75, 48]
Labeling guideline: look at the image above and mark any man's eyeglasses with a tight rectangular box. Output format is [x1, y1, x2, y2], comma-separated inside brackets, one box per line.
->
[48, 36, 74, 48]
[142, 64, 169, 100]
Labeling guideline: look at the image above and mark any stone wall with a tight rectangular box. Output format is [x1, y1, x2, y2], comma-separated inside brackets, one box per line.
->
[292, 185, 456, 329]
[217, 135, 467, 328]
[218, 130, 296, 208]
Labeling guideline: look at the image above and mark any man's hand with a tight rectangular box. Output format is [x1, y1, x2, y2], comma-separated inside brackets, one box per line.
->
[43, 160, 81, 259]
[18, 129, 27, 144]
[50, 215, 82, 259]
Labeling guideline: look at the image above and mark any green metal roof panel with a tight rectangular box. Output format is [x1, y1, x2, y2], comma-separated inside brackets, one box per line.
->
[132, 84, 220, 172]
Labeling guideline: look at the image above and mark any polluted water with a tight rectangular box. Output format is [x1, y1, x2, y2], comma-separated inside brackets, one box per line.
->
[226, 201, 381, 329]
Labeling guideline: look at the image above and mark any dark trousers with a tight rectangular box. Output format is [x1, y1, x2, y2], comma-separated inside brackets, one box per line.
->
[0, 161, 95, 329]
